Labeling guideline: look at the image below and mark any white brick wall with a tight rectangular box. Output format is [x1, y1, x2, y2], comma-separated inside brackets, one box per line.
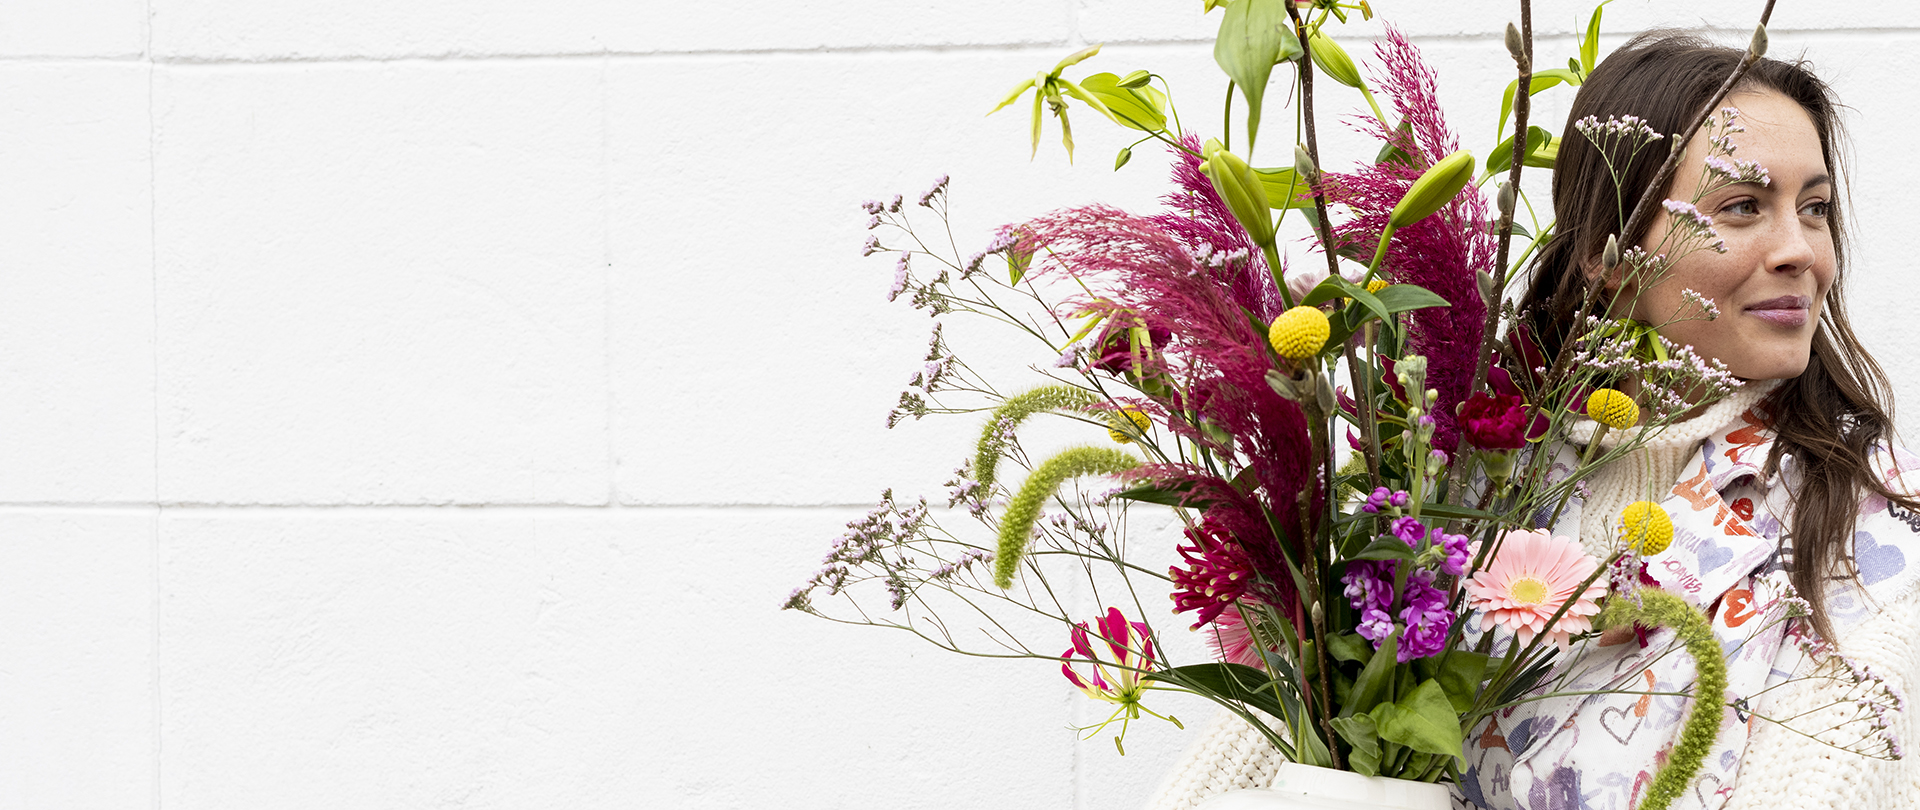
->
[3, 2, 1916, 807]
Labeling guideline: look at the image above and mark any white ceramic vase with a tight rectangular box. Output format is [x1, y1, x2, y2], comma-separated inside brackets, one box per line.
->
[1193, 763, 1453, 810]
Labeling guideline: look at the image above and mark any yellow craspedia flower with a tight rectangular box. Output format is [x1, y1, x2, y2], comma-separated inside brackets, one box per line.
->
[1585, 388, 1640, 430]
[1366, 279, 1388, 294]
[1268, 306, 1330, 360]
[1107, 408, 1152, 444]
[1621, 500, 1674, 556]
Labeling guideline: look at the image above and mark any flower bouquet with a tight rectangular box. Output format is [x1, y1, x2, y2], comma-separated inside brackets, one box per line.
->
[785, 1, 1903, 806]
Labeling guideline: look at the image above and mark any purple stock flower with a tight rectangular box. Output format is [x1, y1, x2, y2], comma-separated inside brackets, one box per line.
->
[1391, 516, 1426, 547]
[1362, 486, 1393, 513]
[1397, 570, 1453, 662]
[1436, 529, 1471, 576]
[1357, 608, 1396, 643]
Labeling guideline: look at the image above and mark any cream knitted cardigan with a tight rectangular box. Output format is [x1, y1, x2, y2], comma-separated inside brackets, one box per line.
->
[1142, 382, 1920, 810]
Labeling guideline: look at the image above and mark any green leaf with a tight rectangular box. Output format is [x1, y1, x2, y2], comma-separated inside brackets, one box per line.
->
[1348, 536, 1417, 562]
[1253, 167, 1315, 210]
[1078, 72, 1169, 132]
[1483, 125, 1553, 179]
[1327, 632, 1374, 665]
[1370, 678, 1466, 762]
[1528, 136, 1560, 169]
[1212, 0, 1301, 152]
[1330, 715, 1382, 776]
[1496, 69, 1580, 136]
[1299, 275, 1350, 307]
[1316, 275, 1389, 325]
[1370, 283, 1451, 315]
[1581, 1, 1612, 74]
[1376, 119, 1415, 167]
[1007, 239, 1034, 284]
[1414, 502, 1501, 522]
[1342, 634, 1398, 717]
[1110, 480, 1207, 508]
[1417, 652, 1492, 713]
[1146, 663, 1299, 727]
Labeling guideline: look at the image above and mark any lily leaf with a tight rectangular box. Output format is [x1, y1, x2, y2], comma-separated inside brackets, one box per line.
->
[1418, 652, 1493, 713]
[1370, 283, 1451, 315]
[1330, 715, 1382, 776]
[1581, 1, 1613, 75]
[1348, 536, 1417, 562]
[1253, 167, 1315, 210]
[1213, 0, 1301, 153]
[1146, 662, 1299, 727]
[1327, 632, 1374, 665]
[1342, 634, 1398, 717]
[1371, 678, 1466, 762]
[1483, 125, 1554, 180]
[1497, 68, 1580, 136]
[1079, 72, 1168, 132]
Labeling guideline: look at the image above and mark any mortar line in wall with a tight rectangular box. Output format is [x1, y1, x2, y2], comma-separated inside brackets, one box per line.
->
[0, 502, 888, 512]
[42, 25, 1911, 68]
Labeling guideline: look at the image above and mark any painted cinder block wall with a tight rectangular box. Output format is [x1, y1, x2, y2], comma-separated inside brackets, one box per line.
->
[3, 2, 1915, 808]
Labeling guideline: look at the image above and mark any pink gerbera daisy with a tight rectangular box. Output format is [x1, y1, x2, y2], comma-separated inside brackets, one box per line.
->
[1464, 529, 1607, 649]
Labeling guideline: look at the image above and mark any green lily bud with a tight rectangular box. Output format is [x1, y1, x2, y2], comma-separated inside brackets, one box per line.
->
[1388, 149, 1475, 228]
[1308, 30, 1364, 90]
[1114, 146, 1133, 171]
[1117, 69, 1152, 89]
[1204, 147, 1275, 247]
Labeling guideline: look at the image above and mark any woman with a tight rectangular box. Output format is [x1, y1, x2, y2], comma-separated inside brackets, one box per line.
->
[1149, 33, 1920, 810]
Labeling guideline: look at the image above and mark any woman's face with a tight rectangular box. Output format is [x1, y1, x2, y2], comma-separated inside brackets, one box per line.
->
[1626, 88, 1836, 381]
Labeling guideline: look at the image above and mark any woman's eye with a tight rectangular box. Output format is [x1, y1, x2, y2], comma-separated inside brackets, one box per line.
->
[1802, 200, 1832, 218]
[1721, 199, 1760, 216]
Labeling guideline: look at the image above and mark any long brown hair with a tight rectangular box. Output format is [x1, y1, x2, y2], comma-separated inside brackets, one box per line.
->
[1517, 33, 1915, 641]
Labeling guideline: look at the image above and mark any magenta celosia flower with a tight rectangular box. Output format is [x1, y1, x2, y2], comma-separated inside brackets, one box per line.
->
[1318, 27, 1493, 454]
[1092, 322, 1171, 374]
[1061, 607, 1157, 704]
[1459, 390, 1529, 450]
[1150, 134, 1284, 321]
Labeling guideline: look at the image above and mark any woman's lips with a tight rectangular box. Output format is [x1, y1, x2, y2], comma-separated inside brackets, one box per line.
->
[1744, 295, 1811, 327]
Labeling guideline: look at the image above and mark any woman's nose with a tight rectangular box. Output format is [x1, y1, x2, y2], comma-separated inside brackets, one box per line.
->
[1765, 210, 1819, 276]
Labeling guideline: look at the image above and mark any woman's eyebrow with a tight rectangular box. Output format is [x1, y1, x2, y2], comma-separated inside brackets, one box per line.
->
[1802, 173, 1833, 191]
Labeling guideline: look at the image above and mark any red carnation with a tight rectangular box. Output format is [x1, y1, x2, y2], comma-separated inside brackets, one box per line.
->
[1459, 390, 1529, 451]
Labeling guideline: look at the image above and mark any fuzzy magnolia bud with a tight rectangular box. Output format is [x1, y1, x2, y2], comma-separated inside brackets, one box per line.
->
[1749, 24, 1769, 59]
[1294, 145, 1318, 181]
[1602, 234, 1621, 272]
[1505, 23, 1529, 70]
[1476, 269, 1498, 307]
[1497, 182, 1516, 219]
